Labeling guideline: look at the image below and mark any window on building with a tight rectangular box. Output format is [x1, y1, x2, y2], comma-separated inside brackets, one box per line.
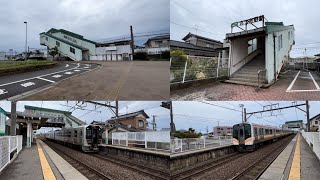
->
[138, 120, 144, 128]
[70, 47, 75, 54]
[56, 41, 60, 47]
[248, 38, 257, 54]
[278, 35, 283, 51]
[46, 37, 48, 41]
[316, 121, 318, 125]
[288, 31, 291, 39]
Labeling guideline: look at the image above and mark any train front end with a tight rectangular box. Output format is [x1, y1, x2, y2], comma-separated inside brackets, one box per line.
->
[233, 123, 254, 151]
[83, 125, 102, 152]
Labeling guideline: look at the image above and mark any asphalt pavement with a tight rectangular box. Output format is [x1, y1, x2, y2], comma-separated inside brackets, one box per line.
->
[0, 61, 98, 100]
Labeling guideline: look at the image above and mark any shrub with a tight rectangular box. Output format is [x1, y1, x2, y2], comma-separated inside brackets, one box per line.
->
[133, 52, 148, 60]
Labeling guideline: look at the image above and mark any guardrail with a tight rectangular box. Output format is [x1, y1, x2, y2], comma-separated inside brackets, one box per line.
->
[112, 131, 170, 151]
[0, 136, 23, 172]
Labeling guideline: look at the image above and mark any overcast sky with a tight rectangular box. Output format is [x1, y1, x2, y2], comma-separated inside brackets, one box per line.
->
[0, 0, 169, 52]
[0, 101, 170, 132]
[173, 101, 319, 133]
[170, 0, 320, 57]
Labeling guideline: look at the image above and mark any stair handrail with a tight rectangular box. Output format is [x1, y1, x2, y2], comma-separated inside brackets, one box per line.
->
[232, 49, 262, 68]
[257, 69, 267, 89]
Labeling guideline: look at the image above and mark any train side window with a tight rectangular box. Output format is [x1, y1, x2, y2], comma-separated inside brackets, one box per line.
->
[74, 130, 77, 137]
[254, 128, 257, 136]
[80, 130, 82, 136]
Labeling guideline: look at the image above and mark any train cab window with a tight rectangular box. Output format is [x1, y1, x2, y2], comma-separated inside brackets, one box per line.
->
[244, 124, 251, 139]
[233, 125, 239, 138]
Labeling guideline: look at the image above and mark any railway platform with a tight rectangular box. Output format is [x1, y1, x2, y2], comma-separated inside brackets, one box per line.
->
[260, 134, 320, 180]
[0, 139, 86, 180]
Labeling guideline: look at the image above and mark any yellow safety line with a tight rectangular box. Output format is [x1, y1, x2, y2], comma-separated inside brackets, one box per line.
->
[289, 134, 300, 180]
[37, 142, 56, 180]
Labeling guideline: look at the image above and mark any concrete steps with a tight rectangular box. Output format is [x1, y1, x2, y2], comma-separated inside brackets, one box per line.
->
[223, 54, 267, 87]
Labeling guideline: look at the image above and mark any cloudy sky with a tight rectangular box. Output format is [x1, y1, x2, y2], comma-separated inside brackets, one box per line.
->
[170, 0, 320, 57]
[173, 101, 319, 133]
[0, 0, 169, 52]
[0, 101, 170, 132]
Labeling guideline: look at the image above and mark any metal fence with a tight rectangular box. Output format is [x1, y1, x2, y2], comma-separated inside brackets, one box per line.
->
[301, 131, 320, 160]
[171, 136, 233, 153]
[170, 55, 229, 84]
[112, 131, 170, 151]
[0, 136, 23, 172]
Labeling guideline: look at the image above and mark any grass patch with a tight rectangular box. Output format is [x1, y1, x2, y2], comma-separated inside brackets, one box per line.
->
[0, 60, 57, 70]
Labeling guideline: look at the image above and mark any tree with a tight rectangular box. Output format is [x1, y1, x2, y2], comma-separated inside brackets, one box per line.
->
[49, 46, 59, 60]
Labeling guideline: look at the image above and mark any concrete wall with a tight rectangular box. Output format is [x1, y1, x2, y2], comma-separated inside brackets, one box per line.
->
[99, 145, 170, 172]
[265, 27, 295, 83]
[170, 145, 236, 171]
[229, 36, 260, 74]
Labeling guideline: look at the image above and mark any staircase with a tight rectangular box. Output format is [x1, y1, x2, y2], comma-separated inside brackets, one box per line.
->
[224, 54, 266, 86]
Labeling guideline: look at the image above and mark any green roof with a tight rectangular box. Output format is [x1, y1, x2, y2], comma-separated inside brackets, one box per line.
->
[45, 28, 96, 44]
[42, 33, 89, 51]
[24, 105, 72, 115]
[265, 22, 294, 34]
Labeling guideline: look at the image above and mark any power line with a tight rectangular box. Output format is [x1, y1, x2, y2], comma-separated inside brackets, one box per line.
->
[199, 101, 242, 112]
[170, 21, 225, 37]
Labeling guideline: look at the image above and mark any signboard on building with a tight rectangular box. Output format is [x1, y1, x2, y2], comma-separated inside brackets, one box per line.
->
[231, 15, 265, 32]
[0, 107, 6, 135]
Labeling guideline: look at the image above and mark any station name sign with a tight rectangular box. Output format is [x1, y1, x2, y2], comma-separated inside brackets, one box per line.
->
[231, 15, 264, 28]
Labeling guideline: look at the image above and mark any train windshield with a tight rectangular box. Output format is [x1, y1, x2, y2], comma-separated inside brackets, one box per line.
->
[233, 125, 238, 138]
[244, 124, 251, 139]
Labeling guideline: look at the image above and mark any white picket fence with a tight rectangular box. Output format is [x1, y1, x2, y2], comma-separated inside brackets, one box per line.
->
[171, 136, 233, 153]
[112, 131, 170, 151]
[301, 131, 320, 160]
[0, 136, 23, 172]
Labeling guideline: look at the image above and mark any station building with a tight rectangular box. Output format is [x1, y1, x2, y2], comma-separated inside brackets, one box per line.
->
[224, 16, 295, 86]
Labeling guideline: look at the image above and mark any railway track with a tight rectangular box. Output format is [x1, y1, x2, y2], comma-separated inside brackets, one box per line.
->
[230, 135, 295, 180]
[93, 154, 170, 180]
[45, 141, 113, 180]
[171, 152, 244, 180]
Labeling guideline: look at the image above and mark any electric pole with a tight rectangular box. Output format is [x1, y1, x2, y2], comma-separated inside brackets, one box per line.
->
[10, 101, 17, 135]
[152, 115, 157, 131]
[306, 101, 310, 132]
[130, 26, 134, 61]
[160, 101, 175, 138]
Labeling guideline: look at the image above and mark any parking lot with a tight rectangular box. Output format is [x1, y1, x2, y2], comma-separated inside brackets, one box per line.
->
[171, 70, 320, 100]
[22, 61, 170, 100]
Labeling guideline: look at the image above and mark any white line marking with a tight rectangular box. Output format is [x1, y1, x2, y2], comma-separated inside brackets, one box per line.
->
[65, 64, 69, 67]
[75, 68, 90, 71]
[21, 82, 35, 87]
[309, 72, 320, 90]
[52, 75, 63, 78]
[0, 89, 8, 95]
[65, 72, 73, 75]
[0, 64, 80, 87]
[37, 77, 55, 83]
[287, 89, 320, 92]
[74, 70, 81, 72]
[286, 71, 300, 92]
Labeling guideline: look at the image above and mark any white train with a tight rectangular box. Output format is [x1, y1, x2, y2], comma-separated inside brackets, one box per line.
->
[46, 125, 102, 152]
[232, 123, 294, 151]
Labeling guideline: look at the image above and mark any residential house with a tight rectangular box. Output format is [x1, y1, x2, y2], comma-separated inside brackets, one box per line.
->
[144, 35, 170, 55]
[310, 114, 320, 132]
[213, 126, 233, 137]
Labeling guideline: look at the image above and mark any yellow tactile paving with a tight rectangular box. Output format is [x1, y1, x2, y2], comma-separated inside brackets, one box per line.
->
[37, 141, 56, 180]
[289, 134, 301, 180]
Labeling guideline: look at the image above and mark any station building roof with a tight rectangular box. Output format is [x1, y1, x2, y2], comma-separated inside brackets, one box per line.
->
[41, 28, 97, 44]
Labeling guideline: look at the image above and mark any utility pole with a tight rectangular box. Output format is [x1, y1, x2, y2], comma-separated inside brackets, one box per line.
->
[306, 101, 310, 132]
[239, 104, 244, 123]
[10, 101, 17, 135]
[24, 21, 28, 61]
[244, 108, 247, 123]
[152, 115, 157, 131]
[115, 101, 119, 129]
[160, 101, 175, 138]
[130, 26, 134, 61]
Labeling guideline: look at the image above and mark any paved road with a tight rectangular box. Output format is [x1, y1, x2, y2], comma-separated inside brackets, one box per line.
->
[23, 61, 170, 100]
[171, 70, 320, 100]
[0, 62, 98, 100]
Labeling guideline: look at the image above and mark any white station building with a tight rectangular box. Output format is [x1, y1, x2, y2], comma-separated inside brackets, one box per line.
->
[40, 28, 134, 61]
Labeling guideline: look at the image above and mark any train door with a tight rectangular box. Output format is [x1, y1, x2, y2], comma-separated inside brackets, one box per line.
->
[92, 127, 98, 144]
[238, 125, 245, 145]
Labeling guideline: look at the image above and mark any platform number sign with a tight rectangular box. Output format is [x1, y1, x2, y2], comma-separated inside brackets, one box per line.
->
[0, 107, 6, 135]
